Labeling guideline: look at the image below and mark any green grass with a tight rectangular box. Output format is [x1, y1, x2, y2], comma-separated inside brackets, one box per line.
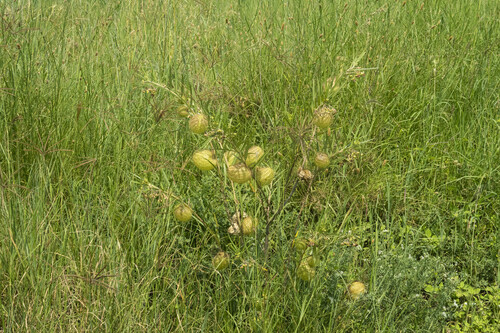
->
[1, 0, 499, 331]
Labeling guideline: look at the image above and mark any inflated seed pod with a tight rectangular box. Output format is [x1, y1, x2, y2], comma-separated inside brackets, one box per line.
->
[348, 281, 366, 299]
[227, 163, 252, 184]
[293, 238, 308, 253]
[189, 113, 208, 134]
[297, 262, 315, 281]
[313, 106, 336, 129]
[212, 251, 230, 271]
[177, 105, 190, 117]
[256, 167, 275, 186]
[224, 151, 240, 166]
[192, 150, 217, 171]
[173, 203, 193, 222]
[245, 146, 264, 167]
[304, 255, 319, 268]
[314, 153, 330, 169]
[241, 216, 257, 236]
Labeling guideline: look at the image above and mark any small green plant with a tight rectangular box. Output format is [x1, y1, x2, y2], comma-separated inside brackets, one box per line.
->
[449, 283, 500, 332]
[161, 91, 338, 286]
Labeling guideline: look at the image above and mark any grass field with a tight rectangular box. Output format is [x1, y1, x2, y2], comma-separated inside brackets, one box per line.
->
[1, 0, 499, 331]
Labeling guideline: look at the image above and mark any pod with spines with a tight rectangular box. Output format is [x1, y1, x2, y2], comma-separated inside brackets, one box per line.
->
[303, 255, 319, 268]
[177, 105, 190, 117]
[293, 238, 308, 253]
[224, 151, 240, 166]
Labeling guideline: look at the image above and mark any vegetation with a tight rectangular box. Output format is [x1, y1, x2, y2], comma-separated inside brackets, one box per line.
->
[1, 0, 499, 331]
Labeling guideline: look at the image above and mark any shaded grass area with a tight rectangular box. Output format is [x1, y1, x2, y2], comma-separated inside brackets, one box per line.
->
[1, 0, 499, 331]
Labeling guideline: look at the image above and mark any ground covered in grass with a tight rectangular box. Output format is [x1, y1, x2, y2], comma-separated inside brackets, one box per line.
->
[1, 0, 499, 332]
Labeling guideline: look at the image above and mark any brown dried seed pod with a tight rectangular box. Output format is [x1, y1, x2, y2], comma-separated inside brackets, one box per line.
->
[298, 167, 314, 180]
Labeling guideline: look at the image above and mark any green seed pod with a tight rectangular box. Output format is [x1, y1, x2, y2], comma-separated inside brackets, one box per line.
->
[256, 167, 275, 186]
[224, 151, 240, 166]
[293, 238, 308, 253]
[173, 203, 193, 222]
[304, 255, 319, 268]
[192, 150, 217, 171]
[313, 106, 336, 129]
[241, 216, 257, 236]
[212, 251, 230, 271]
[348, 281, 366, 299]
[297, 262, 315, 281]
[227, 163, 252, 184]
[177, 105, 189, 117]
[314, 153, 330, 169]
[245, 146, 264, 167]
[189, 113, 208, 134]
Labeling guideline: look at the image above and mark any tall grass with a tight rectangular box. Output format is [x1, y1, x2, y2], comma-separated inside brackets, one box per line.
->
[1, 0, 499, 331]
